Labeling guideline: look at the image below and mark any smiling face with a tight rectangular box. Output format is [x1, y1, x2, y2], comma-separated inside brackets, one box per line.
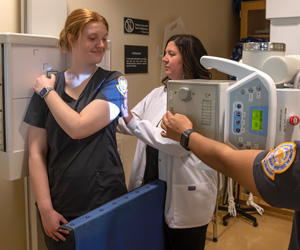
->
[162, 41, 184, 80]
[70, 21, 108, 66]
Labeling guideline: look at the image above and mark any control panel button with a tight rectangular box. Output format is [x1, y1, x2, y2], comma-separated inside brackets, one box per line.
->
[240, 89, 246, 95]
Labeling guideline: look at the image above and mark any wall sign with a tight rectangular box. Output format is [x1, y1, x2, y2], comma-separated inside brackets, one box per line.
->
[125, 45, 148, 74]
[124, 17, 149, 35]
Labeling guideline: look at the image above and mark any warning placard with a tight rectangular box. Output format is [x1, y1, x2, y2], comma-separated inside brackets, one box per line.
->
[125, 45, 148, 74]
[124, 17, 149, 35]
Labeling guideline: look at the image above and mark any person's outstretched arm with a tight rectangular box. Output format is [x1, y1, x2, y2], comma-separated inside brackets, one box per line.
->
[161, 111, 262, 197]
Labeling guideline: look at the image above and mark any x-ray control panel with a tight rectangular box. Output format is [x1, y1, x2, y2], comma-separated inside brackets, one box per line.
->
[168, 56, 278, 154]
[167, 56, 300, 161]
[226, 77, 270, 150]
[199, 56, 277, 150]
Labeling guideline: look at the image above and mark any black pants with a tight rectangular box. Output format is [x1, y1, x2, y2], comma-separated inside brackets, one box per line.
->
[164, 221, 208, 250]
[144, 145, 159, 184]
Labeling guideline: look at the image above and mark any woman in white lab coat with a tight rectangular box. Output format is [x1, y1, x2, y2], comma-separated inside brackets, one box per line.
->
[118, 34, 218, 250]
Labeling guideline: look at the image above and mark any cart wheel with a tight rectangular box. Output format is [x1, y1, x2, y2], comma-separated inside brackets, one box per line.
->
[253, 222, 258, 227]
[213, 238, 218, 242]
[223, 221, 228, 226]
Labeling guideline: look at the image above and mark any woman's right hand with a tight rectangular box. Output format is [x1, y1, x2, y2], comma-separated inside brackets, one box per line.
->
[33, 74, 56, 95]
[161, 111, 193, 142]
[40, 209, 69, 242]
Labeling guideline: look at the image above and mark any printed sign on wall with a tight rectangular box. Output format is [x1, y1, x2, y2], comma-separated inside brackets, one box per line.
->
[125, 45, 148, 74]
[124, 17, 149, 35]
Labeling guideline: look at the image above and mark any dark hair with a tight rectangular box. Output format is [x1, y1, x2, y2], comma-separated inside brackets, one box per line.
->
[58, 8, 109, 53]
[162, 34, 212, 84]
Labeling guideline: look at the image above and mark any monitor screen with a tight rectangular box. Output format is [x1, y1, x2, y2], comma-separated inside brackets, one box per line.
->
[252, 109, 263, 131]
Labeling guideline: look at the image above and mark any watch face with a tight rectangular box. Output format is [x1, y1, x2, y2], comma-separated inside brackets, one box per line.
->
[39, 88, 47, 97]
[180, 132, 188, 149]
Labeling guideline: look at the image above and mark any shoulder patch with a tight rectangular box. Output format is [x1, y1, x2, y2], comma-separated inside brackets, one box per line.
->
[116, 76, 128, 96]
[261, 142, 296, 180]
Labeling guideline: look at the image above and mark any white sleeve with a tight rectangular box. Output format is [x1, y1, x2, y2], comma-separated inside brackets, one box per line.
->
[127, 116, 190, 157]
[117, 116, 132, 135]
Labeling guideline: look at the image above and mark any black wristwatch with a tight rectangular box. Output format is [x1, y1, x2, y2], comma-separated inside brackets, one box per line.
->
[180, 129, 197, 151]
[39, 87, 54, 98]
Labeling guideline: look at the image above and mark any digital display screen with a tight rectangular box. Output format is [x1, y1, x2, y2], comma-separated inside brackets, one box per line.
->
[252, 110, 263, 131]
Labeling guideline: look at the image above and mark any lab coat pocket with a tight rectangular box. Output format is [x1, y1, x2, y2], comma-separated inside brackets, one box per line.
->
[173, 182, 214, 227]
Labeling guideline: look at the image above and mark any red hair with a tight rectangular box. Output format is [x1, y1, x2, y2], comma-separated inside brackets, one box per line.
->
[58, 8, 108, 53]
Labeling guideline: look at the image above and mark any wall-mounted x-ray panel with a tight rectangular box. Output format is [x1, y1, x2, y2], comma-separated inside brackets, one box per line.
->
[0, 33, 67, 180]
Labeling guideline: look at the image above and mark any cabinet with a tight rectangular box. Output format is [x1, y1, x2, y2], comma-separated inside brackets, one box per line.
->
[240, 0, 270, 40]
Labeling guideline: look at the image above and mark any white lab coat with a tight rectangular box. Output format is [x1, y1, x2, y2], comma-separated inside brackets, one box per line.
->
[117, 86, 218, 228]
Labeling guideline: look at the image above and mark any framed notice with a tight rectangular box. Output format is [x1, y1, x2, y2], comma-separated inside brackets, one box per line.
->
[125, 45, 148, 74]
[124, 17, 149, 35]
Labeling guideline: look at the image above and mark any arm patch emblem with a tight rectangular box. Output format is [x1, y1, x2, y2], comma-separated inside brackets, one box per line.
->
[261, 142, 296, 180]
[116, 76, 128, 96]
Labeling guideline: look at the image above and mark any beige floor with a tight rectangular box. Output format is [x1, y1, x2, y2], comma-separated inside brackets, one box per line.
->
[205, 208, 293, 250]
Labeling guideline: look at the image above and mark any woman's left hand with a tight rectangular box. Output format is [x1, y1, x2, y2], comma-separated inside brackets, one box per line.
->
[120, 91, 133, 124]
[33, 74, 56, 94]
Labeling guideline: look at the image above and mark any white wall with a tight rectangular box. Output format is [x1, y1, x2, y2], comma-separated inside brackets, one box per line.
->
[267, 0, 300, 55]
[25, 0, 67, 37]
[0, 0, 20, 32]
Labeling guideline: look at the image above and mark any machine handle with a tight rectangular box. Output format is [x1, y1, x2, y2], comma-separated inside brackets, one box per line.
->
[200, 56, 257, 80]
